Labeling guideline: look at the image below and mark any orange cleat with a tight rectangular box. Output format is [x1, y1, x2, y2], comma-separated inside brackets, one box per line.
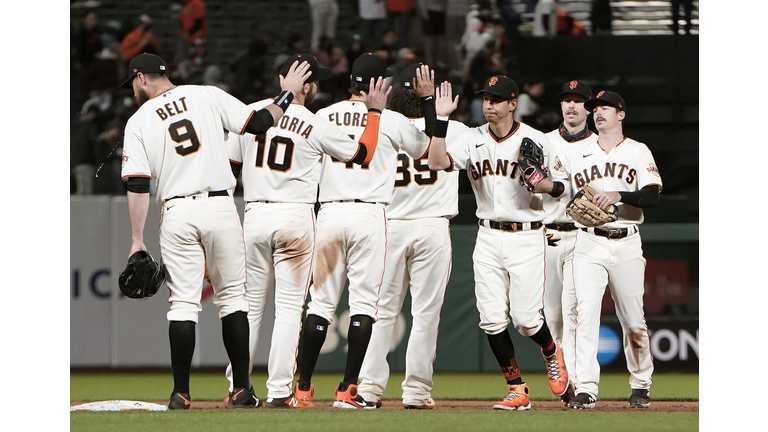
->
[543, 343, 569, 396]
[492, 384, 531, 411]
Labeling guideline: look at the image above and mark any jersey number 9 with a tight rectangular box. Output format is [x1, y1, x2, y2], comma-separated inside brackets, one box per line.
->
[169, 119, 200, 156]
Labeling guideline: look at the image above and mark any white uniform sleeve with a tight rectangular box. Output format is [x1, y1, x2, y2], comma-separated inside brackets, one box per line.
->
[542, 135, 570, 198]
[446, 129, 473, 171]
[313, 120, 360, 163]
[394, 114, 431, 159]
[634, 144, 663, 191]
[210, 86, 257, 135]
[120, 118, 151, 180]
[226, 131, 243, 164]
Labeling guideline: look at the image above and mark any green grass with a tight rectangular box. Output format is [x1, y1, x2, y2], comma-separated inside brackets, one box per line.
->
[70, 372, 698, 432]
[70, 372, 699, 402]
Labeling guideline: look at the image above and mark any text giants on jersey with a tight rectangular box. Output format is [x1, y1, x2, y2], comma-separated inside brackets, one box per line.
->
[574, 163, 639, 187]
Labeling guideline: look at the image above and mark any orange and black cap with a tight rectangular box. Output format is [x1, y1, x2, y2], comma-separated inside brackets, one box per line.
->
[120, 53, 167, 89]
[351, 53, 394, 84]
[584, 90, 626, 112]
[474, 75, 519, 100]
[556, 80, 592, 101]
[279, 53, 332, 83]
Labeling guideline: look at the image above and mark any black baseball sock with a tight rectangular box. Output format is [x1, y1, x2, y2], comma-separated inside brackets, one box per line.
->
[221, 311, 251, 390]
[487, 329, 523, 385]
[342, 314, 374, 385]
[169, 320, 196, 394]
[529, 324, 556, 357]
[298, 314, 329, 389]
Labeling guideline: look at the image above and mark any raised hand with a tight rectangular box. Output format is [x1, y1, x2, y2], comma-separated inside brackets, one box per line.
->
[414, 64, 435, 97]
[435, 81, 459, 117]
[360, 76, 392, 111]
[279, 60, 312, 96]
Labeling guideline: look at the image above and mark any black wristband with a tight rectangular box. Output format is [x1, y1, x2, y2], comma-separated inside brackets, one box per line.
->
[368, 108, 382, 114]
[434, 119, 449, 138]
[548, 181, 565, 198]
[273, 90, 294, 112]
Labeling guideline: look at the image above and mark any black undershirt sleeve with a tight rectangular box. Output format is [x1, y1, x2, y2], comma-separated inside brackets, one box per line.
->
[421, 96, 436, 138]
[242, 109, 276, 135]
[126, 177, 151, 193]
[619, 185, 660, 208]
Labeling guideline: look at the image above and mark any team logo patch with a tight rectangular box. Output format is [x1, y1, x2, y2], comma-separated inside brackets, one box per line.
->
[133, 68, 137, 73]
[121, 151, 129, 167]
[647, 163, 660, 177]
[569, 80, 578, 89]
[553, 156, 564, 173]
[597, 91, 605, 98]
[489, 77, 498, 86]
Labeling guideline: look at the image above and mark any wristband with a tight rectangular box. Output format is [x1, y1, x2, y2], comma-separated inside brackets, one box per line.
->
[436, 115, 449, 121]
[434, 119, 449, 138]
[273, 90, 294, 111]
[548, 181, 565, 198]
[368, 108, 382, 115]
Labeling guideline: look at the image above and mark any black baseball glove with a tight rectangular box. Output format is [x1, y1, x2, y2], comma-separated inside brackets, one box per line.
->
[517, 137, 548, 192]
[118, 250, 166, 299]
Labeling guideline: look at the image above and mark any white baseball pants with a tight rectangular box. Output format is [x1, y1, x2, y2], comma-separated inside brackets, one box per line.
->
[543, 228, 578, 375]
[225, 202, 315, 398]
[358, 217, 452, 405]
[307, 202, 387, 322]
[159, 195, 249, 323]
[570, 229, 654, 398]
[473, 226, 547, 336]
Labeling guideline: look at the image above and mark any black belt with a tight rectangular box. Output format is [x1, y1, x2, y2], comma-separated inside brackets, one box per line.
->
[165, 190, 228, 202]
[246, 200, 278, 204]
[320, 199, 381, 204]
[479, 219, 543, 232]
[581, 226, 637, 239]
[545, 223, 577, 232]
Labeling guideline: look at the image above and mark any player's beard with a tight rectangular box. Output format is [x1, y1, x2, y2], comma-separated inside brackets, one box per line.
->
[136, 87, 150, 106]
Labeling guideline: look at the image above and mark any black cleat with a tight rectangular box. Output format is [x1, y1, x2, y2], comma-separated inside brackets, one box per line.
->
[567, 392, 596, 409]
[629, 388, 650, 408]
[226, 387, 262, 409]
[168, 392, 192, 410]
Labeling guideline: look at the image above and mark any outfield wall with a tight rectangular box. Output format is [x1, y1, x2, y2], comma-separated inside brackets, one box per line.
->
[70, 197, 698, 373]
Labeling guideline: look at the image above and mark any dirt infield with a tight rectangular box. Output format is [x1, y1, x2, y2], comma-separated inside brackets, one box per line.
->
[135, 400, 697, 412]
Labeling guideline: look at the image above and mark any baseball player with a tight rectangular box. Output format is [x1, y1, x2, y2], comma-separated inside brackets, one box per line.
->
[541, 80, 598, 402]
[119, 53, 311, 410]
[294, 53, 431, 409]
[564, 91, 662, 409]
[357, 63, 470, 409]
[427, 77, 570, 411]
[222, 53, 388, 408]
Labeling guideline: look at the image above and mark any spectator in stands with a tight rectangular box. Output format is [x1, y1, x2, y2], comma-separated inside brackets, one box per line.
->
[374, 28, 401, 66]
[497, 0, 523, 44]
[465, 48, 507, 126]
[314, 35, 350, 101]
[73, 9, 103, 72]
[590, 0, 613, 35]
[358, 0, 388, 52]
[418, 0, 448, 70]
[71, 105, 101, 195]
[177, 0, 208, 72]
[533, 0, 557, 38]
[92, 119, 125, 195]
[230, 33, 271, 104]
[461, 0, 493, 51]
[515, 77, 545, 124]
[203, 64, 230, 92]
[461, 13, 502, 78]
[386, 0, 414, 48]
[273, 33, 308, 77]
[121, 14, 161, 62]
[556, 11, 586, 36]
[308, 0, 339, 50]
[345, 34, 365, 69]
[670, 0, 694, 35]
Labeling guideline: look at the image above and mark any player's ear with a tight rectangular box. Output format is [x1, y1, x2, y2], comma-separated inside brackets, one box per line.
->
[618, 110, 625, 121]
[509, 99, 518, 112]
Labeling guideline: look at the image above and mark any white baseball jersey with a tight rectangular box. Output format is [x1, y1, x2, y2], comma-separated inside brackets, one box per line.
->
[316, 101, 431, 203]
[446, 122, 568, 222]
[228, 100, 362, 203]
[358, 116, 468, 406]
[388, 118, 470, 220]
[563, 137, 663, 229]
[542, 129, 598, 224]
[121, 85, 254, 204]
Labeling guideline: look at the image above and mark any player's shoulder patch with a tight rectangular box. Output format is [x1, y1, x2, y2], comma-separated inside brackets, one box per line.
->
[121, 150, 130, 168]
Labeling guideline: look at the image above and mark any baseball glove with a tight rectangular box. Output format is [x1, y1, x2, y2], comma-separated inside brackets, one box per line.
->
[517, 137, 548, 192]
[118, 250, 166, 299]
[566, 185, 619, 227]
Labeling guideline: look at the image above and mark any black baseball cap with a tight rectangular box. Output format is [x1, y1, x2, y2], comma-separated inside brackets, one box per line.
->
[351, 53, 394, 84]
[556, 80, 592, 101]
[279, 53, 332, 83]
[401, 62, 424, 88]
[120, 53, 168, 89]
[584, 90, 626, 112]
[474, 75, 519, 100]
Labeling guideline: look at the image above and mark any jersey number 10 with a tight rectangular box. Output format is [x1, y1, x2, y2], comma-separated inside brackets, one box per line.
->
[254, 133, 294, 172]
